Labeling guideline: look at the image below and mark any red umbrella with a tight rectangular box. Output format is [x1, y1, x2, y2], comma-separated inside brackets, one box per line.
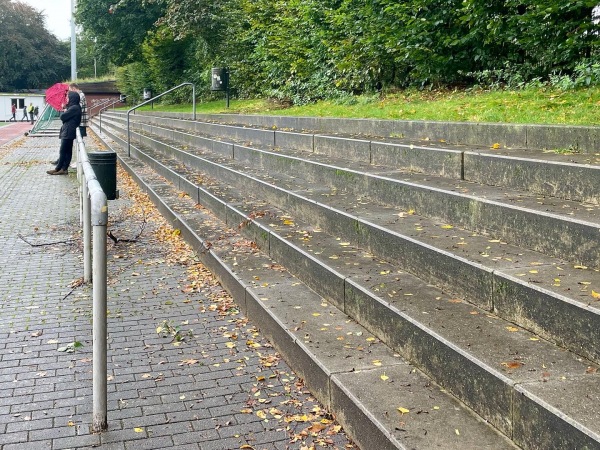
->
[45, 83, 70, 111]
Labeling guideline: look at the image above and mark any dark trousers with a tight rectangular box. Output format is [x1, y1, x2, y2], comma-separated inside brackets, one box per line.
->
[56, 139, 74, 171]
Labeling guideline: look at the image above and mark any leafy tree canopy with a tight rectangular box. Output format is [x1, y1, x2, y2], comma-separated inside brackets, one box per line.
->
[75, 0, 165, 66]
[0, 0, 70, 90]
[77, 0, 600, 103]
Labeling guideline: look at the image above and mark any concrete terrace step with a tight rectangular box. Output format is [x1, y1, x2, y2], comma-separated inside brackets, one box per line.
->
[91, 124, 518, 450]
[97, 114, 600, 365]
[148, 111, 600, 154]
[109, 111, 600, 204]
[91, 117, 600, 450]
[102, 114, 600, 270]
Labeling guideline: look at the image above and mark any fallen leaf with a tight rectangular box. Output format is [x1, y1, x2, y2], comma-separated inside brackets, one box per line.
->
[307, 422, 327, 433]
[179, 359, 199, 366]
[591, 290, 600, 299]
[134, 427, 144, 433]
[506, 326, 519, 332]
[397, 407, 410, 415]
[380, 373, 389, 381]
[501, 361, 524, 369]
[491, 143, 501, 149]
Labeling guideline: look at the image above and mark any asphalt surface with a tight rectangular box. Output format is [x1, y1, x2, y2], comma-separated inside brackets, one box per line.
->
[0, 123, 357, 450]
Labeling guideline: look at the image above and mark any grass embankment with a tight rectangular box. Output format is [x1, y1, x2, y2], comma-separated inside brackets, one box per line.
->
[133, 86, 600, 126]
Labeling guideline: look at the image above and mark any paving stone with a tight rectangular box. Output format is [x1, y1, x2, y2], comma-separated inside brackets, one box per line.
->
[52, 434, 101, 450]
[122, 435, 174, 449]
[172, 429, 219, 445]
[0, 130, 356, 450]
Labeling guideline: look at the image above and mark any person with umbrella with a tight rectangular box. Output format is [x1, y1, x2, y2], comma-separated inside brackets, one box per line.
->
[47, 91, 82, 176]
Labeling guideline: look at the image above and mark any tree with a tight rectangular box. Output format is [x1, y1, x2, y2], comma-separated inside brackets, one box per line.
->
[0, 0, 70, 90]
[76, 33, 112, 79]
[75, 0, 165, 66]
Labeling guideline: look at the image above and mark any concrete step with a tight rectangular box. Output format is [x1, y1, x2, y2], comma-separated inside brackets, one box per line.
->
[104, 111, 600, 204]
[101, 113, 600, 269]
[91, 123, 518, 450]
[137, 110, 600, 154]
[92, 118, 600, 450]
[97, 115, 600, 365]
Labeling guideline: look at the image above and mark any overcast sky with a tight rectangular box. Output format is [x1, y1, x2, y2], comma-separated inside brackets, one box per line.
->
[17, 0, 73, 40]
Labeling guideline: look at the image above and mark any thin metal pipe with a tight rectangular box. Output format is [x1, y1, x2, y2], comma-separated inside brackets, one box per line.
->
[82, 175, 91, 282]
[98, 96, 127, 134]
[127, 82, 195, 156]
[76, 128, 109, 432]
[92, 218, 107, 432]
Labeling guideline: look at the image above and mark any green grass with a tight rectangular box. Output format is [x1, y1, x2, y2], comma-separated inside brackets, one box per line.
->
[129, 86, 600, 126]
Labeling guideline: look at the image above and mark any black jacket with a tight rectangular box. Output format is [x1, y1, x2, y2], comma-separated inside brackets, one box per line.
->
[59, 92, 82, 140]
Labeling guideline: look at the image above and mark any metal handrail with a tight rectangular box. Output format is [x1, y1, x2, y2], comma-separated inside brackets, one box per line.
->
[76, 128, 108, 432]
[127, 82, 196, 156]
[98, 96, 127, 133]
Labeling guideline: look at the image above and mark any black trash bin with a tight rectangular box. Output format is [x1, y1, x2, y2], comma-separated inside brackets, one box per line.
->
[211, 68, 229, 91]
[88, 151, 117, 200]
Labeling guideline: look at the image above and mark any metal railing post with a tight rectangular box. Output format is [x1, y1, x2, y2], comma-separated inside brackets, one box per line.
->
[76, 129, 109, 432]
[192, 84, 196, 120]
[82, 174, 92, 282]
[127, 113, 131, 157]
[97, 96, 127, 135]
[92, 208, 108, 432]
[127, 82, 196, 157]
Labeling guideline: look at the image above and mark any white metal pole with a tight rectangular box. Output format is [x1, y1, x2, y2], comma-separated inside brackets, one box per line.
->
[82, 180, 91, 282]
[71, 0, 77, 81]
[92, 222, 108, 431]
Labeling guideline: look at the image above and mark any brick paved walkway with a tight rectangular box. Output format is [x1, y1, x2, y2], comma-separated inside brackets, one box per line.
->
[0, 123, 33, 147]
[0, 134, 357, 450]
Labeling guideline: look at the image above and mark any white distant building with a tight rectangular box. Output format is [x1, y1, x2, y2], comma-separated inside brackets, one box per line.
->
[0, 92, 46, 121]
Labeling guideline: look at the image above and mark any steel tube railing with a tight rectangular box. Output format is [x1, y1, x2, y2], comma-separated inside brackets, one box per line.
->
[98, 96, 127, 133]
[127, 82, 196, 156]
[76, 128, 109, 432]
